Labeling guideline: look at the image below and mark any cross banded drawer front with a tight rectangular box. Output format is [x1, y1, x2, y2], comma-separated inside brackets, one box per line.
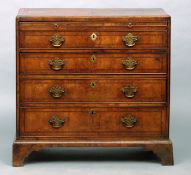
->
[20, 107, 165, 138]
[20, 78, 166, 103]
[14, 8, 173, 166]
[20, 53, 167, 74]
[19, 21, 168, 31]
[20, 31, 167, 49]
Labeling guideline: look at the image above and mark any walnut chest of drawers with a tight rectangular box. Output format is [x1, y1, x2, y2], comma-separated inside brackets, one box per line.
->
[13, 8, 173, 166]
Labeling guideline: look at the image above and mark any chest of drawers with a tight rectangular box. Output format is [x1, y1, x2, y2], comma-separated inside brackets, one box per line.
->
[13, 8, 173, 166]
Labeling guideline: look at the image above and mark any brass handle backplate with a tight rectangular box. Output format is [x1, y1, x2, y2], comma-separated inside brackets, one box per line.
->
[49, 34, 64, 47]
[122, 57, 138, 70]
[48, 115, 65, 128]
[53, 23, 59, 29]
[127, 22, 133, 28]
[121, 114, 137, 128]
[122, 33, 138, 47]
[121, 85, 137, 98]
[48, 58, 64, 71]
[49, 86, 65, 98]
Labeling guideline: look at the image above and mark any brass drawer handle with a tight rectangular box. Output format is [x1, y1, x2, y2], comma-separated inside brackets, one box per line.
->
[121, 114, 137, 128]
[48, 58, 64, 71]
[49, 34, 64, 47]
[122, 57, 138, 70]
[49, 86, 65, 98]
[122, 33, 138, 47]
[121, 85, 137, 98]
[48, 115, 65, 128]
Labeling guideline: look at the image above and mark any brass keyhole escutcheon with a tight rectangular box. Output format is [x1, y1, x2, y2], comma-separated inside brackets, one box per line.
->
[89, 109, 96, 116]
[90, 82, 96, 88]
[90, 54, 96, 63]
[90, 33, 97, 41]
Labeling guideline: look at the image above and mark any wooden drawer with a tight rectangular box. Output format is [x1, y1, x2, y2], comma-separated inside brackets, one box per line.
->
[20, 77, 166, 103]
[19, 21, 167, 31]
[20, 53, 167, 74]
[20, 107, 166, 138]
[20, 31, 167, 49]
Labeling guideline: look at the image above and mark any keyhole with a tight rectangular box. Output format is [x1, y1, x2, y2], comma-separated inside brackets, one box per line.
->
[90, 54, 96, 63]
[89, 109, 96, 116]
[90, 82, 96, 88]
[90, 33, 97, 41]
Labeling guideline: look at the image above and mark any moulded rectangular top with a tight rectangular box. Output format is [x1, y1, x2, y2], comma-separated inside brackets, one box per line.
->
[17, 8, 170, 22]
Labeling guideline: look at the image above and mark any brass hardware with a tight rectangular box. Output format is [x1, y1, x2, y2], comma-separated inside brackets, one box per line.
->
[127, 22, 133, 28]
[53, 23, 59, 29]
[121, 114, 137, 128]
[49, 34, 64, 47]
[89, 109, 96, 116]
[122, 33, 138, 47]
[121, 85, 137, 98]
[49, 86, 65, 98]
[48, 115, 65, 128]
[90, 33, 97, 41]
[90, 54, 97, 63]
[90, 82, 96, 88]
[122, 57, 138, 70]
[48, 58, 64, 71]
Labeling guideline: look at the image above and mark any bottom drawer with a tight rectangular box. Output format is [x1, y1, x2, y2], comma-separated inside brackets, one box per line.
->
[20, 107, 167, 138]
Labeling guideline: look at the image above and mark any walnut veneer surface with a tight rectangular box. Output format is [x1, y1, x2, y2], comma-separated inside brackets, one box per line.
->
[13, 8, 173, 166]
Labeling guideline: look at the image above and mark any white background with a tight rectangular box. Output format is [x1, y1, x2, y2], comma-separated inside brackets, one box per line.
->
[0, 0, 191, 175]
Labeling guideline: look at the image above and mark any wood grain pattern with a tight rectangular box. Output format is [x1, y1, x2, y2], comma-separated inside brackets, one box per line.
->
[20, 53, 167, 74]
[17, 8, 170, 22]
[13, 139, 173, 166]
[20, 31, 167, 49]
[19, 107, 164, 137]
[19, 21, 167, 31]
[14, 8, 173, 166]
[20, 78, 166, 103]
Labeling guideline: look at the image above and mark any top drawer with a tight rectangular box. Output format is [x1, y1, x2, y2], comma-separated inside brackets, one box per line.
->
[19, 21, 167, 31]
[19, 22, 167, 49]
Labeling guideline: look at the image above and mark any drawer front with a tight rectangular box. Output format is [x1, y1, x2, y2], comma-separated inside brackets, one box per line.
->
[20, 107, 165, 138]
[20, 53, 167, 74]
[20, 78, 166, 103]
[20, 31, 167, 49]
[20, 21, 167, 31]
